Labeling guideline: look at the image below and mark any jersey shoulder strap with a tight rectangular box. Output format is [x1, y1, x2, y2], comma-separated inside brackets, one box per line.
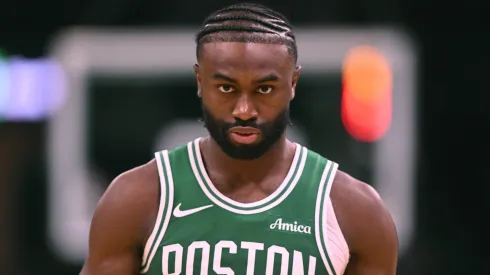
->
[308, 149, 339, 275]
[140, 149, 176, 273]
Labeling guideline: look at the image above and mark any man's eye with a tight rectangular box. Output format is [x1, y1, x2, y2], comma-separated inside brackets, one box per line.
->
[218, 85, 235, 93]
[257, 86, 273, 94]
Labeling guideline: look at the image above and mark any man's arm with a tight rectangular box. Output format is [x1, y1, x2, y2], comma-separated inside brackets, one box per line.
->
[80, 161, 159, 275]
[331, 171, 398, 275]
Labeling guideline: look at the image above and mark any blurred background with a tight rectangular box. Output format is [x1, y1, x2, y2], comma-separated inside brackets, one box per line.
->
[0, 0, 487, 274]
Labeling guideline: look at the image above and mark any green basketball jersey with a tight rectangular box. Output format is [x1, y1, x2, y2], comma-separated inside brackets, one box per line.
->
[140, 138, 339, 275]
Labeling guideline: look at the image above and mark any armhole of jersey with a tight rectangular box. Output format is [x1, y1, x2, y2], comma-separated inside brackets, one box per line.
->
[140, 150, 175, 274]
[325, 197, 350, 275]
[315, 160, 339, 275]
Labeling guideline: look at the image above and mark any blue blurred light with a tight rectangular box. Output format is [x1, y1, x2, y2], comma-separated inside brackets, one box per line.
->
[0, 56, 66, 121]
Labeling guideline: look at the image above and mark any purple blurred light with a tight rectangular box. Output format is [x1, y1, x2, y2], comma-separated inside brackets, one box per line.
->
[4, 57, 66, 121]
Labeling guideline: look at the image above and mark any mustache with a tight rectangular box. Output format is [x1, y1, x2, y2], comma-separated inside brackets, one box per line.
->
[227, 118, 259, 128]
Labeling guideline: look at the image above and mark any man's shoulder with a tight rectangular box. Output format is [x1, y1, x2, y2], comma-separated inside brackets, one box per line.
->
[83, 160, 161, 270]
[330, 170, 396, 251]
[108, 159, 159, 197]
[331, 170, 382, 210]
[95, 160, 160, 231]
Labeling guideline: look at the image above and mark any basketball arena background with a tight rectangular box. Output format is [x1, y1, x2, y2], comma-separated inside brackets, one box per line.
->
[0, 1, 488, 274]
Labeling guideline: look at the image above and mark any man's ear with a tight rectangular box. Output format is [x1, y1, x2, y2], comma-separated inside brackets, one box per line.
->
[194, 64, 202, 97]
[291, 65, 302, 99]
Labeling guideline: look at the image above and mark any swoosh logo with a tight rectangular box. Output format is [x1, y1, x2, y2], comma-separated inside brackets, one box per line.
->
[173, 203, 213, 218]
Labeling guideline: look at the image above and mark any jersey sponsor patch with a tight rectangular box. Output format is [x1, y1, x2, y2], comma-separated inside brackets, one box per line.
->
[269, 218, 312, 235]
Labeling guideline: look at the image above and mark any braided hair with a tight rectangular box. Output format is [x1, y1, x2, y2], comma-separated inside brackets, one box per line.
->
[195, 3, 298, 63]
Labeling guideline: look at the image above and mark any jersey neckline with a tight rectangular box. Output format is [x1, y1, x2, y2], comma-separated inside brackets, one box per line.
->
[187, 137, 307, 214]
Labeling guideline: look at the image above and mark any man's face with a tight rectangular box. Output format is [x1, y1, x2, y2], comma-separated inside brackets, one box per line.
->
[195, 42, 301, 160]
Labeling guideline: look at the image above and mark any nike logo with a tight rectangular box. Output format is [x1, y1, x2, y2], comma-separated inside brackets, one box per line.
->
[173, 203, 213, 218]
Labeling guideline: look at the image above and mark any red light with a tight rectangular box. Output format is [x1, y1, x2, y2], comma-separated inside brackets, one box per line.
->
[341, 46, 392, 142]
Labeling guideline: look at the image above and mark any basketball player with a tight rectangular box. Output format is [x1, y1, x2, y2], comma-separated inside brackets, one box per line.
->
[80, 3, 398, 275]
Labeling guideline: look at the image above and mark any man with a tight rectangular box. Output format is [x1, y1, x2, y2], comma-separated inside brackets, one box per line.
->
[80, 3, 398, 275]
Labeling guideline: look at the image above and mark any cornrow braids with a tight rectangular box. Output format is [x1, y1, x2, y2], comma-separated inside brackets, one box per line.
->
[195, 3, 298, 63]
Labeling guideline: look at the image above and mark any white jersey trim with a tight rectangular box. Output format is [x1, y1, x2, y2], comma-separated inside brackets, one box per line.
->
[188, 139, 307, 215]
[141, 150, 175, 273]
[314, 160, 339, 275]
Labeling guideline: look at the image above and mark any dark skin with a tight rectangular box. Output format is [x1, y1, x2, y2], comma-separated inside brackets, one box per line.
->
[80, 42, 398, 275]
[195, 42, 299, 201]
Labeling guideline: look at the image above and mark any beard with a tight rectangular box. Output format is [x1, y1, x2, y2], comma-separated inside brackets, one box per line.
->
[201, 104, 290, 160]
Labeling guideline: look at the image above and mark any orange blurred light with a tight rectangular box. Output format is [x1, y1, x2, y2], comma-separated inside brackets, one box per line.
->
[342, 88, 392, 142]
[341, 45, 393, 142]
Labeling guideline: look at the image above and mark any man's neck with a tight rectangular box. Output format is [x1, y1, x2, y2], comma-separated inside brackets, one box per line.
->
[200, 135, 295, 183]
